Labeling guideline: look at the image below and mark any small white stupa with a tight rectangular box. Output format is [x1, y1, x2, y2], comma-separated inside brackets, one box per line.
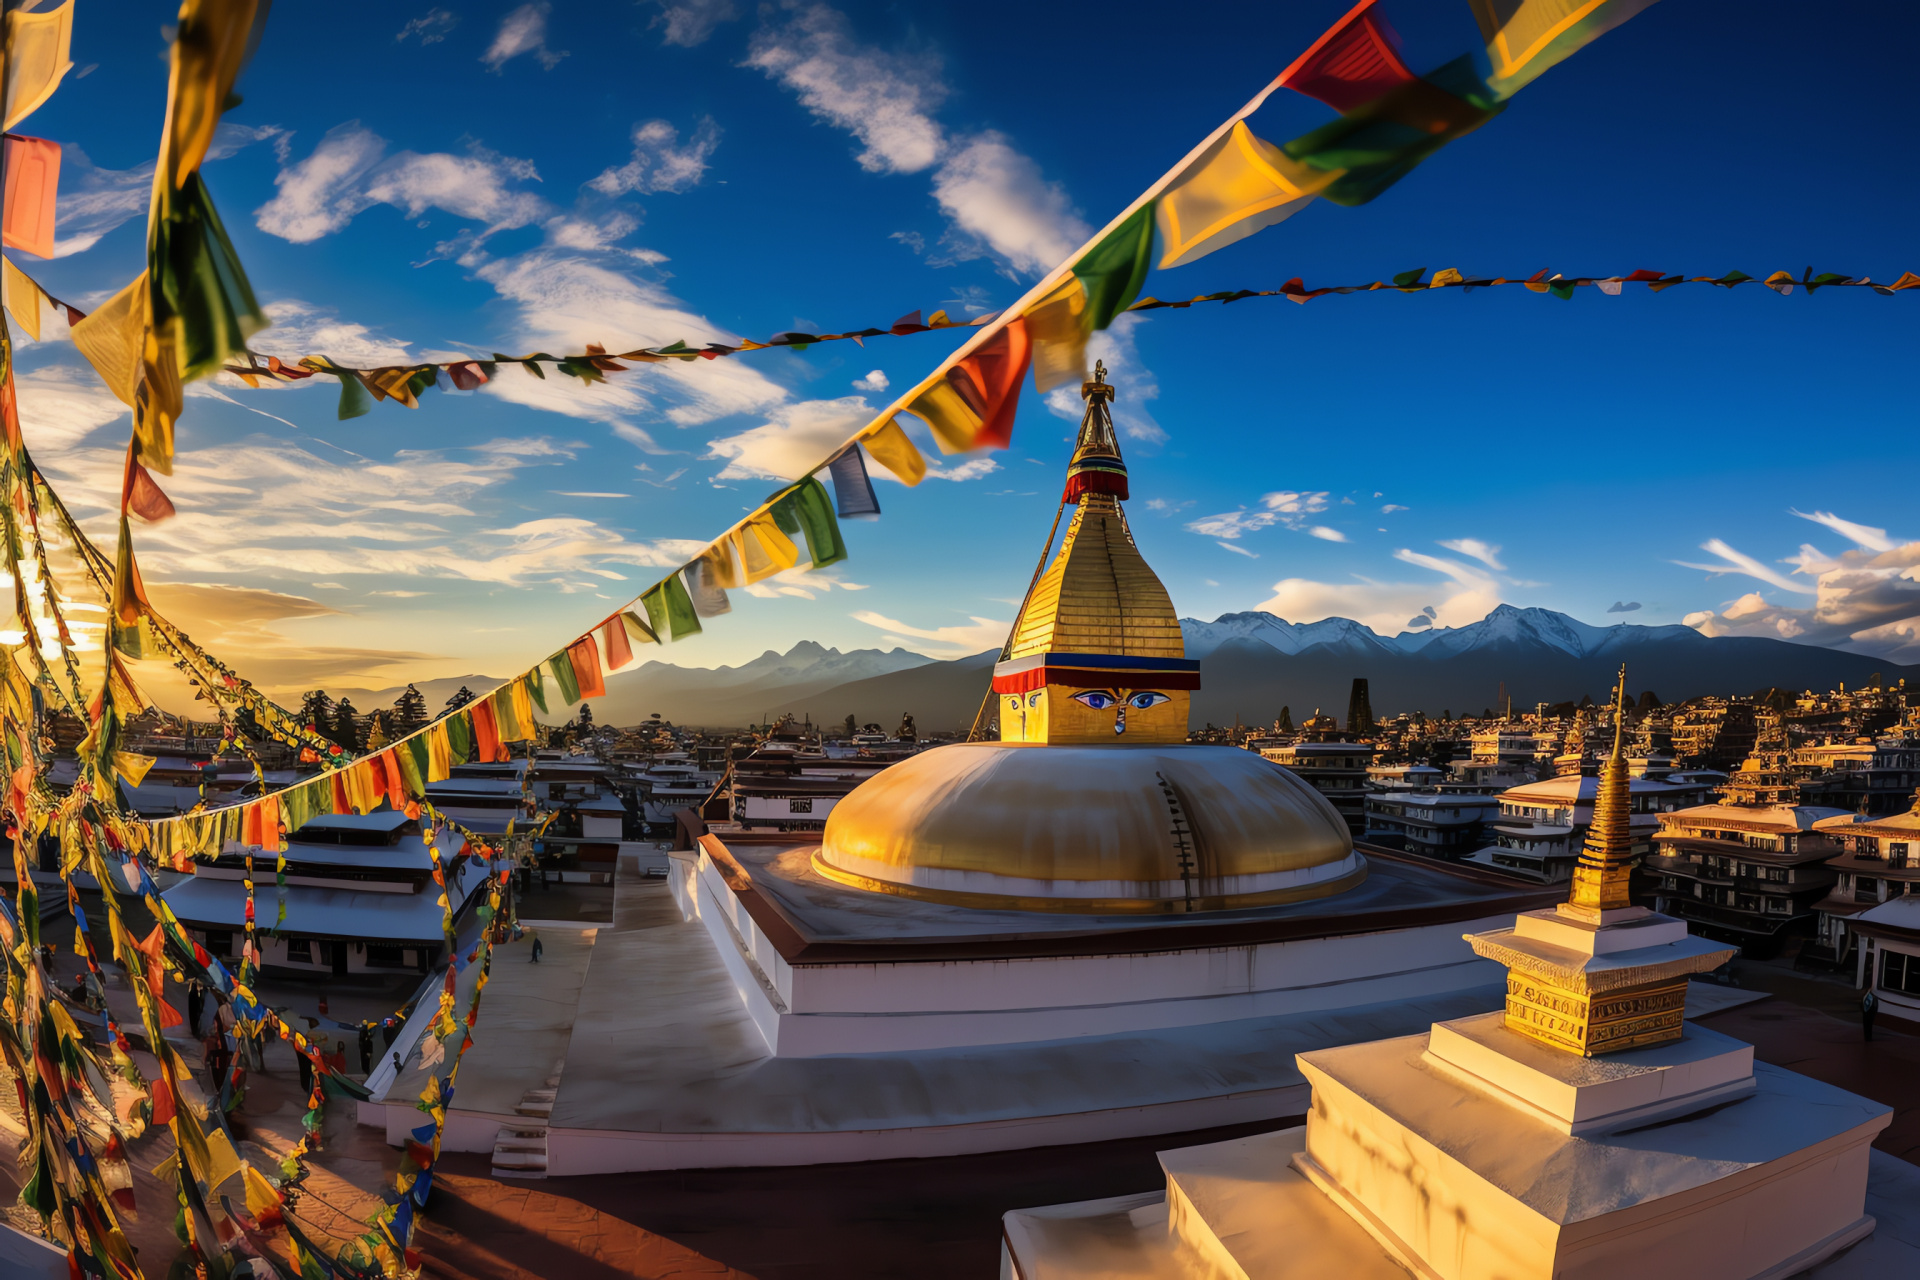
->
[1004, 672, 1913, 1280]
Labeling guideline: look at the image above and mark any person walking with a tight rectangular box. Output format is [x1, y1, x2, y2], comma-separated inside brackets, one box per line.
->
[186, 979, 205, 1038]
[530, 932, 543, 963]
[1862, 987, 1878, 1042]
[358, 1023, 374, 1074]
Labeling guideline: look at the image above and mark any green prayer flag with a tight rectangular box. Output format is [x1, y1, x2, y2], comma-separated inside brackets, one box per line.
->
[328, 368, 371, 419]
[150, 173, 268, 384]
[447, 712, 475, 764]
[525, 669, 548, 715]
[548, 653, 582, 706]
[1283, 57, 1503, 207]
[641, 574, 702, 642]
[403, 736, 430, 793]
[1072, 203, 1156, 331]
[771, 478, 847, 569]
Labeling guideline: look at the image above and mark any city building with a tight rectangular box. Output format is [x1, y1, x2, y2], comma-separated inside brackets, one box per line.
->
[1260, 739, 1375, 837]
[164, 812, 493, 976]
[1851, 893, 1920, 1026]
[1462, 771, 1713, 884]
[1644, 796, 1851, 953]
[1363, 790, 1498, 859]
[1806, 798, 1920, 967]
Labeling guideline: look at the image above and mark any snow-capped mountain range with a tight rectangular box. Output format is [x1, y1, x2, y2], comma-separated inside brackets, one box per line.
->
[1178, 605, 1702, 661]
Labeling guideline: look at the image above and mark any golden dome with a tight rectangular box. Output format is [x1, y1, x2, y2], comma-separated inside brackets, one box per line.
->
[813, 742, 1365, 913]
[1005, 496, 1184, 661]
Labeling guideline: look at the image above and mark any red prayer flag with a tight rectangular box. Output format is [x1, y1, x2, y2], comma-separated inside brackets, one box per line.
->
[567, 635, 606, 699]
[1, 134, 60, 258]
[601, 615, 634, 671]
[946, 317, 1031, 450]
[1277, 0, 1416, 114]
[331, 772, 351, 816]
[471, 699, 501, 763]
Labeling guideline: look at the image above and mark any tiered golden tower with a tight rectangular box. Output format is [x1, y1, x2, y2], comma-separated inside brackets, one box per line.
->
[993, 362, 1199, 745]
[1466, 668, 1735, 1056]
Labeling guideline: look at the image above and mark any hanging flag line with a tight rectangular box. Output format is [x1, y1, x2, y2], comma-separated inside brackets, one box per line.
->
[1134, 266, 1920, 306]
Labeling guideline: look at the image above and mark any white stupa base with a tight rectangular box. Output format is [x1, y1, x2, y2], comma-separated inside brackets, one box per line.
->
[1003, 1018, 1900, 1280]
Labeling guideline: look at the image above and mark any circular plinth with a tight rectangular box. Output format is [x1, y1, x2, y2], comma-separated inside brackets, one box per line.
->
[813, 742, 1364, 913]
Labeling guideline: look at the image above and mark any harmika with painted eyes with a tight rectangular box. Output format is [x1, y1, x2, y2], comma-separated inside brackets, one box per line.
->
[1071, 689, 1172, 735]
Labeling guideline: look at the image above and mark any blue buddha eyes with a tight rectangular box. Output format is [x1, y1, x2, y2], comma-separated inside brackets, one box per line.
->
[1028, 692, 1043, 707]
[1071, 690, 1169, 711]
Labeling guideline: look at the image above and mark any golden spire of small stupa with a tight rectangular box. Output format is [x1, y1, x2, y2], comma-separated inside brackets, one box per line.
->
[1564, 667, 1633, 920]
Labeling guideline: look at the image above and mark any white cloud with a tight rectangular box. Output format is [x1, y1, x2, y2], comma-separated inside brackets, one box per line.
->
[396, 9, 457, 43]
[652, 0, 738, 46]
[52, 124, 285, 257]
[707, 396, 873, 481]
[588, 118, 721, 196]
[1438, 538, 1505, 570]
[483, 3, 567, 71]
[1681, 530, 1920, 659]
[930, 131, 1086, 274]
[473, 248, 785, 430]
[1791, 508, 1894, 553]
[35, 432, 702, 589]
[1262, 490, 1331, 525]
[746, 2, 947, 174]
[1308, 526, 1347, 543]
[1218, 541, 1258, 558]
[1674, 538, 1815, 596]
[255, 126, 548, 248]
[851, 609, 1007, 658]
[923, 457, 999, 482]
[1187, 510, 1275, 540]
[1381, 503, 1408, 514]
[12, 364, 129, 449]
[851, 370, 889, 393]
[1256, 549, 1502, 634]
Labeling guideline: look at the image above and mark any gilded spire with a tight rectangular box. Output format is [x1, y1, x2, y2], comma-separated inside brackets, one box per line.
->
[1565, 667, 1633, 918]
[1061, 360, 1128, 504]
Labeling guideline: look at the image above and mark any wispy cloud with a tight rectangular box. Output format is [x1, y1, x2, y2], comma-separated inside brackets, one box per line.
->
[1308, 526, 1347, 542]
[651, 0, 739, 47]
[1791, 508, 1894, 553]
[1609, 600, 1642, 613]
[1256, 548, 1503, 634]
[1438, 538, 1505, 570]
[1675, 538, 1815, 595]
[588, 118, 721, 196]
[483, 2, 567, 71]
[1185, 489, 1329, 541]
[850, 609, 1007, 658]
[396, 9, 457, 44]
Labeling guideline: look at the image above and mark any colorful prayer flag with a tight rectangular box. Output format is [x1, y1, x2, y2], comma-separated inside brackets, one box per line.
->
[1, 255, 44, 341]
[827, 445, 881, 519]
[1281, 55, 1503, 206]
[565, 636, 605, 699]
[858, 418, 927, 485]
[1470, 0, 1662, 99]
[1157, 122, 1337, 269]
[1, 134, 60, 259]
[1278, 0, 1417, 112]
[1023, 275, 1091, 393]
[1073, 204, 1156, 332]
[732, 512, 800, 584]
[640, 573, 702, 641]
[682, 561, 732, 618]
[1, 1, 74, 132]
[771, 477, 848, 570]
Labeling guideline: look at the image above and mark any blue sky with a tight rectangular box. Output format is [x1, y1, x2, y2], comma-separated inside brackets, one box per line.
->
[10, 0, 1919, 698]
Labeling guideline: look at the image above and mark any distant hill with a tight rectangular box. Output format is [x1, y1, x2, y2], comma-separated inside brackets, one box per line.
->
[742, 606, 1920, 732]
[320, 608, 1917, 732]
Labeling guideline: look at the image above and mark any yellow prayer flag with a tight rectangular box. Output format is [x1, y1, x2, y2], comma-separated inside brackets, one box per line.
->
[1156, 121, 1336, 270]
[1429, 268, 1465, 288]
[160, 0, 262, 189]
[201, 1126, 243, 1189]
[1022, 274, 1090, 393]
[509, 678, 535, 735]
[732, 513, 800, 584]
[1471, 0, 1659, 98]
[900, 376, 982, 455]
[427, 722, 453, 782]
[489, 686, 525, 743]
[243, 1164, 281, 1221]
[2, 256, 44, 342]
[2, 0, 74, 132]
[859, 418, 926, 486]
[71, 273, 150, 408]
[697, 538, 743, 589]
[113, 751, 157, 789]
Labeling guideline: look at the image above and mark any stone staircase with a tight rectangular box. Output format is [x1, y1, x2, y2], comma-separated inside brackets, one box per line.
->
[490, 1059, 563, 1179]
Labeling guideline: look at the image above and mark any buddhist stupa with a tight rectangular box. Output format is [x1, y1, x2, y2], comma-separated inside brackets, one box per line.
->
[812, 362, 1365, 913]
